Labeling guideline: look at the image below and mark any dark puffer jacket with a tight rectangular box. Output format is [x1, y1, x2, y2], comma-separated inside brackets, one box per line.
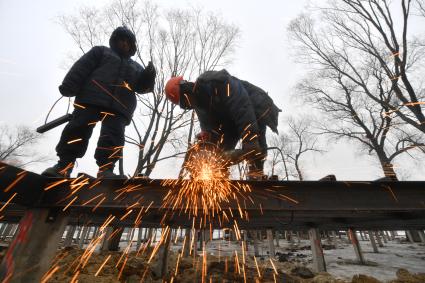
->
[193, 69, 281, 142]
[59, 29, 154, 123]
[238, 80, 281, 133]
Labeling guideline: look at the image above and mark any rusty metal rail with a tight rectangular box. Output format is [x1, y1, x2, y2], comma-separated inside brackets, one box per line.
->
[1, 162, 424, 230]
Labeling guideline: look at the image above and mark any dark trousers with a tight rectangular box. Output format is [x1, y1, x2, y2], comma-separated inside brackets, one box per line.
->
[56, 105, 127, 167]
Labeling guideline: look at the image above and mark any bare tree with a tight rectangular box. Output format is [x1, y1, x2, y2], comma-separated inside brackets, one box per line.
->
[266, 135, 289, 180]
[58, 0, 240, 177]
[0, 125, 49, 168]
[288, 0, 425, 134]
[267, 116, 323, 181]
[293, 55, 424, 179]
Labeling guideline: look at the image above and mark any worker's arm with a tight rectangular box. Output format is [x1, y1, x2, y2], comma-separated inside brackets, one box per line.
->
[59, 46, 104, 97]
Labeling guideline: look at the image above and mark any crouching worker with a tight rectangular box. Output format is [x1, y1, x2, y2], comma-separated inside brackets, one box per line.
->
[164, 69, 281, 179]
[43, 27, 156, 178]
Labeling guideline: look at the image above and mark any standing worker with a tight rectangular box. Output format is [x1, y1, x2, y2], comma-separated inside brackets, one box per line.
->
[43, 26, 156, 178]
[164, 69, 281, 179]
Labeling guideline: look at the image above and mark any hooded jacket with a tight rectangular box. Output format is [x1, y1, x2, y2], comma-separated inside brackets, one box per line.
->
[59, 27, 154, 123]
[192, 69, 281, 143]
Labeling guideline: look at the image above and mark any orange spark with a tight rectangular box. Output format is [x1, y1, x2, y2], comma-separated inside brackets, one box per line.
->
[44, 179, 69, 191]
[4, 172, 26, 192]
[120, 209, 133, 221]
[277, 193, 299, 204]
[41, 265, 60, 283]
[82, 193, 104, 206]
[92, 196, 106, 212]
[270, 258, 278, 275]
[70, 270, 80, 283]
[385, 185, 399, 202]
[63, 196, 78, 211]
[73, 103, 86, 109]
[254, 256, 261, 278]
[95, 255, 111, 276]
[0, 192, 17, 212]
[67, 138, 82, 144]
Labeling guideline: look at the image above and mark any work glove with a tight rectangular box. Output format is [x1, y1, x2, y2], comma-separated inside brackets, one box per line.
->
[196, 131, 212, 142]
[139, 61, 156, 92]
[58, 85, 76, 97]
[144, 61, 156, 80]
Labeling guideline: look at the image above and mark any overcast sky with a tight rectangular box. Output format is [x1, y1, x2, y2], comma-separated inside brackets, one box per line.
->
[0, 0, 423, 180]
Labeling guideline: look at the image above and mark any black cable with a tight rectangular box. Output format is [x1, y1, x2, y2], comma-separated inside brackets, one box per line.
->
[43, 96, 72, 125]
[44, 96, 63, 124]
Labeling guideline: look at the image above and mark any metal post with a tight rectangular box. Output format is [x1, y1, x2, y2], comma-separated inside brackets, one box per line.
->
[418, 230, 425, 243]
[108, 227, 123, 251]
[368, 231, 378, 253]
[78, 226, 89, 249]
[136, 228, 143, 251]
[375, 231, 384, 247]
[63, 226, 76, 247]
[380, 231, 387, 243]
[406, 230, 415, 243]
[0, 224, 7, 239]
[1, 224, 13, 241]
[266, 229, 275, 258]
[348, 229, 365, 264]
[308, 228, 326, 272]
[158, 230, 171, 277]
[0, 209, 68, 282]
[100, 227, 113, 252]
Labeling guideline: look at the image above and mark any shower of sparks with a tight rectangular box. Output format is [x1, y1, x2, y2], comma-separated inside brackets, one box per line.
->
[161, 143, 251, 222]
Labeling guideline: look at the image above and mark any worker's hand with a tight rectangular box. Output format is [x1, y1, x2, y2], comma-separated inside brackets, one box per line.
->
[144, 61, 156, 79]
[58, 85, 76, 97]
[196, 131, 211, 142]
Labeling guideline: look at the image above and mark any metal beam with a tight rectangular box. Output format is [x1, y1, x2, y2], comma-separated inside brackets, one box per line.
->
[1, 162, 425, 230]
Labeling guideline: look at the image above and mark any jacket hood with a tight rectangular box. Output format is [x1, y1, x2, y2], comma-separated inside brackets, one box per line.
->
[109, 26, 137, 58]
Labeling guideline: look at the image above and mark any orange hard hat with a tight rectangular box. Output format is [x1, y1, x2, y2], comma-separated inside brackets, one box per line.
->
[165, 76, 184, 104]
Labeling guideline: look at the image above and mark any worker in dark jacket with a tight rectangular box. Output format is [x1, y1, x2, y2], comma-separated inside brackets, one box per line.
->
[164, 69, 281, 179]
[43, 26, 156, 178]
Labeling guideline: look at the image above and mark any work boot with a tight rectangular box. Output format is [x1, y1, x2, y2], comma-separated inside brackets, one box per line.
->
[97, 168, 127, 179]
[42, 161, 74, 178]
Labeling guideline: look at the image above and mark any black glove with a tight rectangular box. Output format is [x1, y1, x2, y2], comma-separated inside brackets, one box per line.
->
[58, 85, 76, 97]
[138, 61, 156, 92]
[144, 61, 156, 80]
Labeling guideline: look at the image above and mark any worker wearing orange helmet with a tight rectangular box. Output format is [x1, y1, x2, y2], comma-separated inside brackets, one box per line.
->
[165, 69, 281, 179]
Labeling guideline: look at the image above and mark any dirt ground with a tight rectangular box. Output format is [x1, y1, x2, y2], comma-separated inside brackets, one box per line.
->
[33, 245, 425, 282]
[0, 236, 424, 282]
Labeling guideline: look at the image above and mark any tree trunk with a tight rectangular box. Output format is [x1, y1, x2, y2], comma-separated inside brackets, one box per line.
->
[377, 152, 398, 181]
[294, 158, 303, 181]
